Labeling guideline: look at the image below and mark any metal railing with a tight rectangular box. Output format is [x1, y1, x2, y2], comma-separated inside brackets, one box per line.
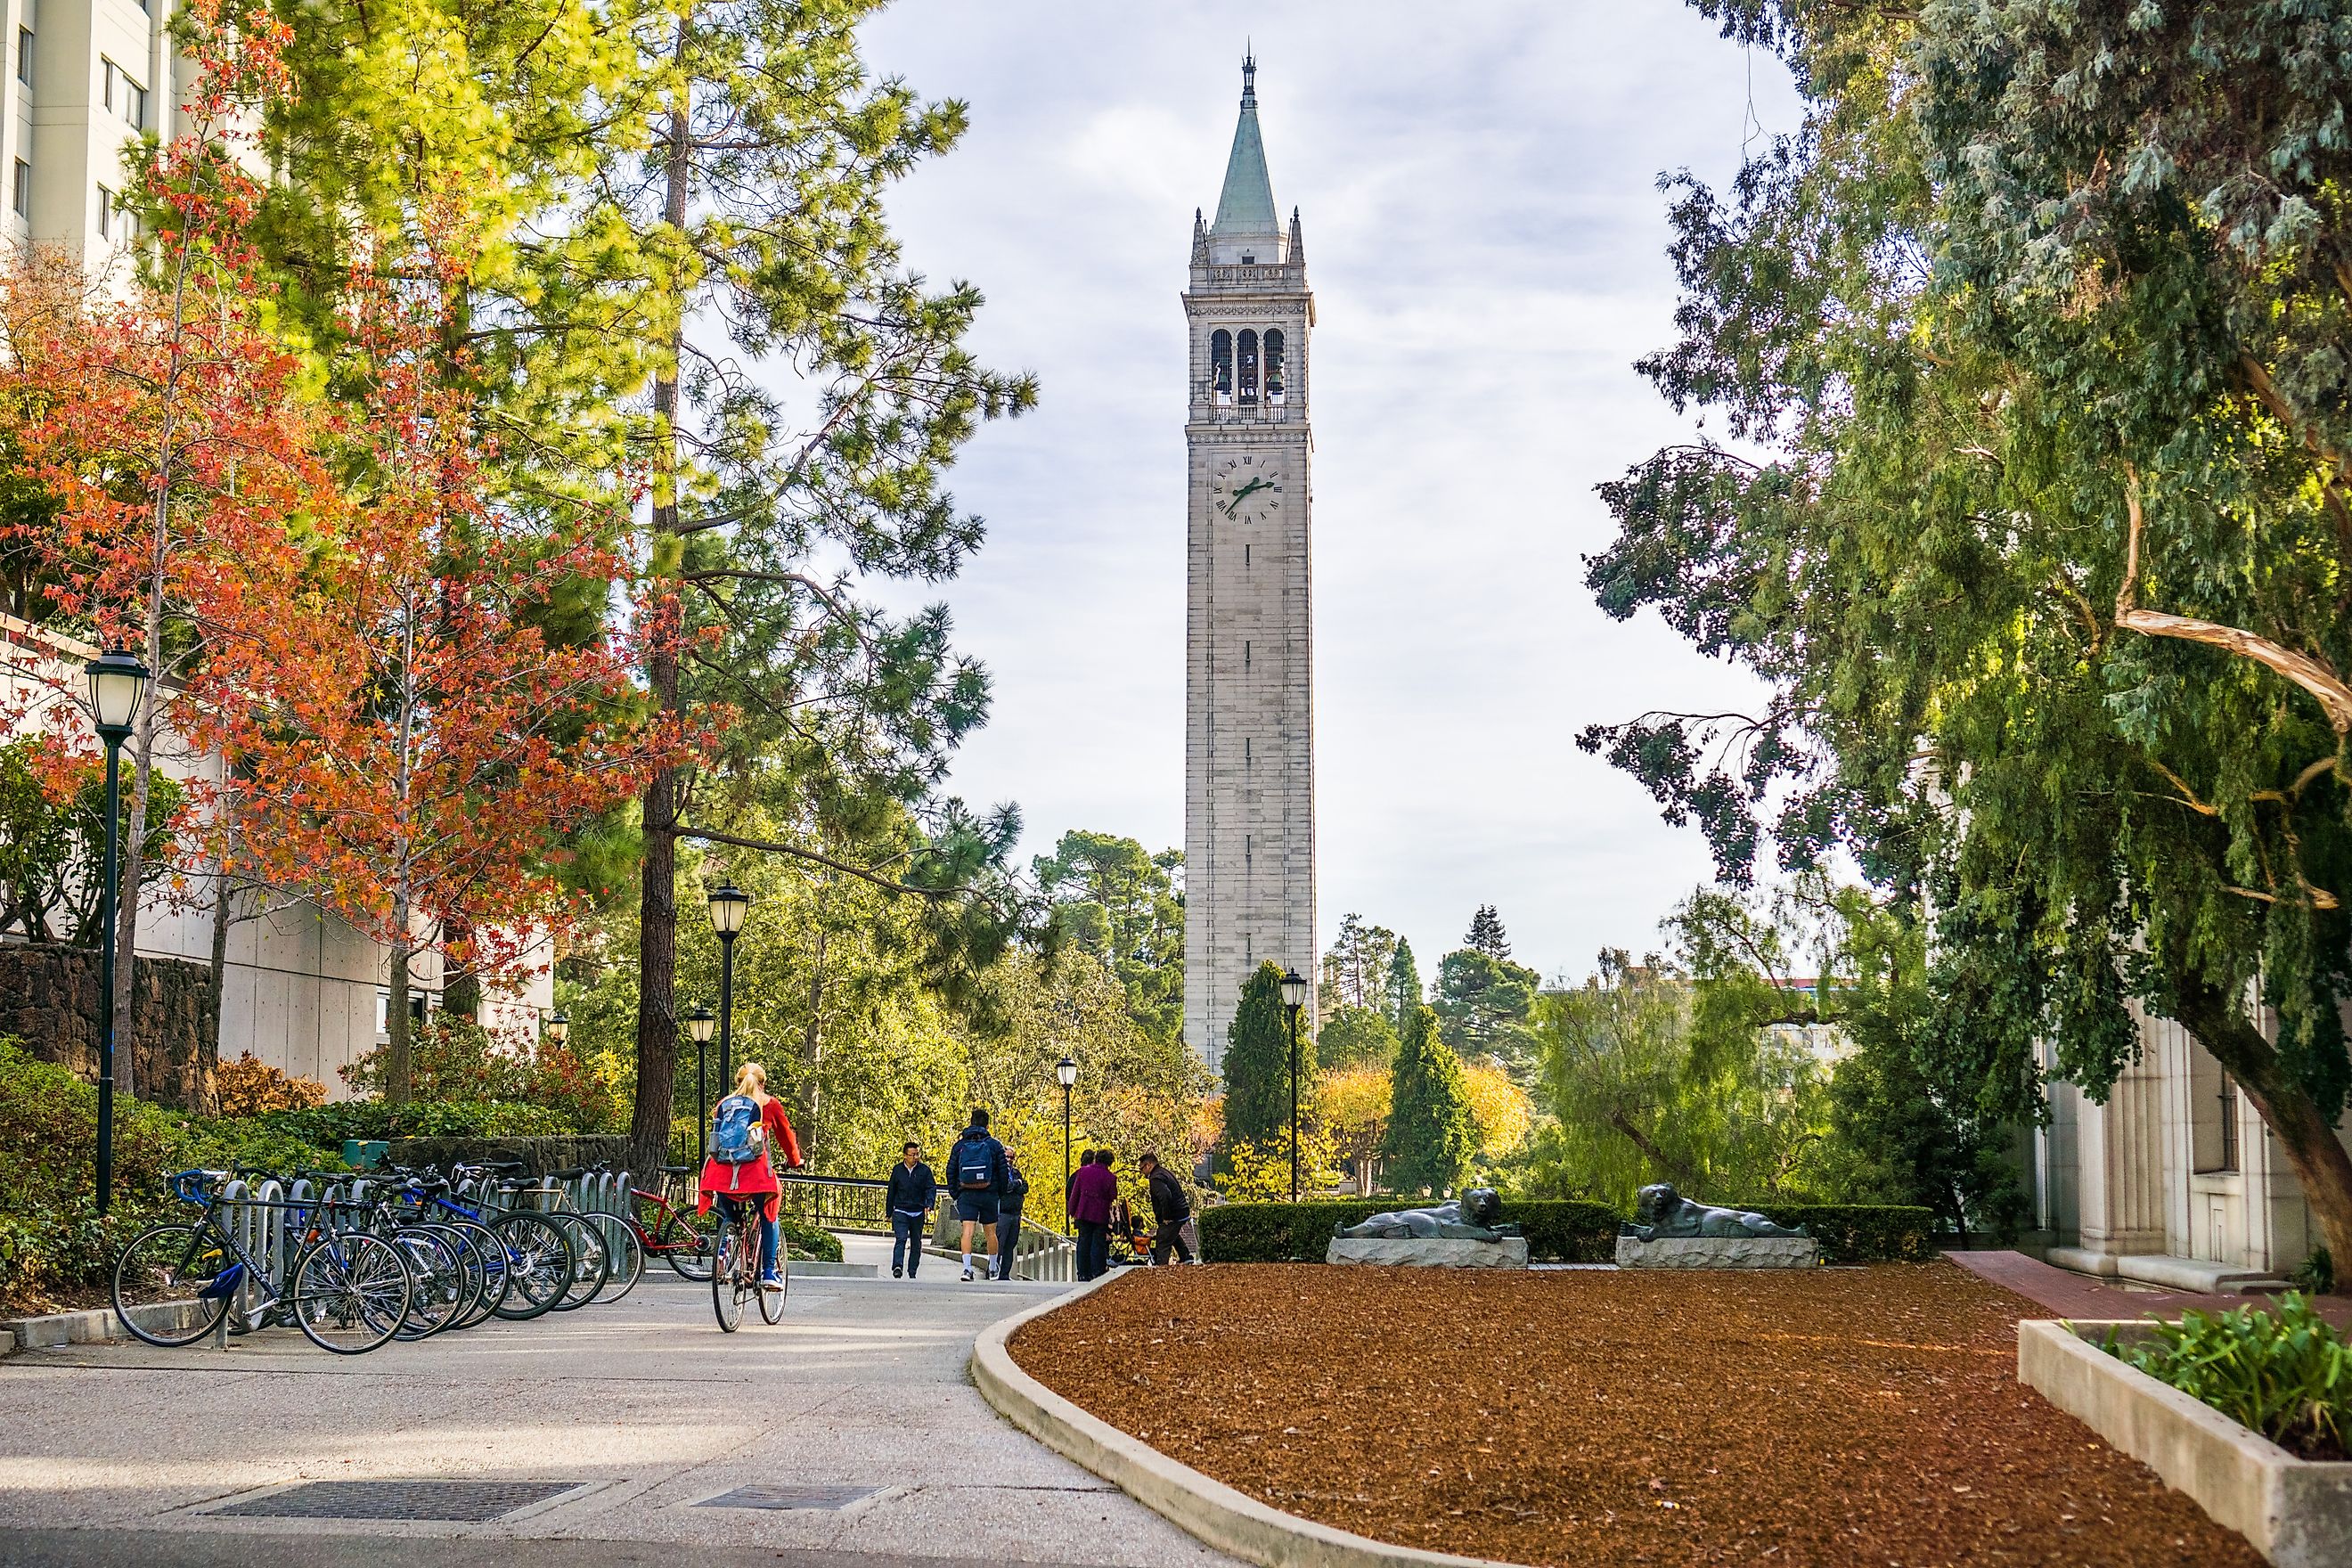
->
[927, 1195, 1074, 1281]
[775, 1173, 893, 1236]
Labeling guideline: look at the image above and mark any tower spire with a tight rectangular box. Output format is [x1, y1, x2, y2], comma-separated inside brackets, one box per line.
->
[1211, 50, 1278, 242]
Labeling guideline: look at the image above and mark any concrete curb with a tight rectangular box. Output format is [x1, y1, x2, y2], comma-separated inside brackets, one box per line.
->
[2020, 1319, 2352, 1568]
[971, 1273, 1521, 1568]
[2, 1297, 212, 1352]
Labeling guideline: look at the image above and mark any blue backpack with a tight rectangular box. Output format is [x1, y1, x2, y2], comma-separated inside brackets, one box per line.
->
[953, 1134, 999, 1192]
[711, 1094, 766, 1180]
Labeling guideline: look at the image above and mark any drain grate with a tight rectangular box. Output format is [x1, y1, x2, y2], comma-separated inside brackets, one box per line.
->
[212, 1480, 588, 1522]
[697, 1483, 877, 1512]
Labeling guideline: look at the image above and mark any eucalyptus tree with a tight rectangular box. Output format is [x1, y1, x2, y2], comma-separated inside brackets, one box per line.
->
[1582, 0, 2352, 1256]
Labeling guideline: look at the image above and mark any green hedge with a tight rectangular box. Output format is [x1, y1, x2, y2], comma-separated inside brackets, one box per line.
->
[1200, 1198, 1621, 1263]
[1198, 1198, 1939, 1265]
[1736, 1205, 1937, 1263]
[780, 1214, 843, 1262]
[244, 1099, 574, 1144]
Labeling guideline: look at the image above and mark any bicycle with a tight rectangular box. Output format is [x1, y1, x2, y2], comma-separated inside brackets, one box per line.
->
[421, 1161, 580, 1320]
[113, 1171, 413, 1355]
[625, 1164, 718, 1281]
[709, 1196, 787, 1331]
[541, 1165, 646, 1303]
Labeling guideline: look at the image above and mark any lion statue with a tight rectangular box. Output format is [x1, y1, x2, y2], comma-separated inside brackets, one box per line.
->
[1621, 1182, 1809, 1241]
[1335, 1188, 1516, 1241]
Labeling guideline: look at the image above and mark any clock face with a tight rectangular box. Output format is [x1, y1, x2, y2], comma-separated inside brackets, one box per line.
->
[1211, 456, 1284, 524]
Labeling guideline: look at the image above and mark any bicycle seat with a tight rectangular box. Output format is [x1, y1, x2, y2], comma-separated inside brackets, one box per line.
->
[545, 1167, 589, 1180]
[473, 1158, 527, 1172]
[659, 1164, 697, 1176]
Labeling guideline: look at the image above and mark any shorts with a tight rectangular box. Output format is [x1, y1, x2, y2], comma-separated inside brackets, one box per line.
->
[953, 1191, 1000, 1226]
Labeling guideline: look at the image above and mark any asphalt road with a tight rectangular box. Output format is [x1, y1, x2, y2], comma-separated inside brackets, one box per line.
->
[0, 1240, 1233, 1568]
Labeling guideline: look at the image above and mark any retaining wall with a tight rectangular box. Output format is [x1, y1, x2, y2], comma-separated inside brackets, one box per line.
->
[0, 942, 216, 1110]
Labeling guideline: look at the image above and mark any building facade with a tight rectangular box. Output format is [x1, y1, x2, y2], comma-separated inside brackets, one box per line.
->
[2034, 1004, 2342, 1291]
[1183, 57, 1317, 1070]
[3, 0, 190, 265]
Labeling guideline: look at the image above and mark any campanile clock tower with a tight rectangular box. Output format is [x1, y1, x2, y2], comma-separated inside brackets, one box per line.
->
[1184, 54, 1317, 1069]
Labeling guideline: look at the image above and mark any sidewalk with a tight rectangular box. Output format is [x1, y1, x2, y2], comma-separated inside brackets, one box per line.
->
[0, 1267, 1234, 1568]
[1947, 1248, 2352, 1326]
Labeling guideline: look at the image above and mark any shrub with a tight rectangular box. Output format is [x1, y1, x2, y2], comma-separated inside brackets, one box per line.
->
[2103, 1295, 2350, 1461]
[1199, 1197, 1621, 1263]
[342, 1015, 617, 1132]
[779, 1214, 843, 1262]
[241, 1098, 573, 1146]
[1735, 1204, 1938, 1263]
[214, 1051, 328, 1116]
[2291, 1245, 2336, 1296]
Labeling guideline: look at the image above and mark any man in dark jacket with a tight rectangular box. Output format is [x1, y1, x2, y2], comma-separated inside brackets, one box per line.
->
[944, 1109, 1009, 1282]
[995, 1152, 1029, 1280]
[885, 1141, 936, 1279]
[1138, 1151, 1194, 1265]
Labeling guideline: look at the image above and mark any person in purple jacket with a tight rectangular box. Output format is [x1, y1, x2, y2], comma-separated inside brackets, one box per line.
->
[1069, 1148, 1119, 1281]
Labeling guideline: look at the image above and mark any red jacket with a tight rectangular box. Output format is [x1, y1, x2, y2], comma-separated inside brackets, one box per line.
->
[1070, 1162, 1118, 1225]
[698, 1096, 802, 1206]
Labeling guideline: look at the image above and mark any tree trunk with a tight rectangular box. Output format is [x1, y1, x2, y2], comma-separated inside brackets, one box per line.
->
[2174, 977, 2352, 1286]
[1607, 1107, 1696, 1191]
[442, 911, 481, 1022]
[387, 933, 414, 1105]
[626, 20, 695, 1176]
[205, 842, 234, 1111]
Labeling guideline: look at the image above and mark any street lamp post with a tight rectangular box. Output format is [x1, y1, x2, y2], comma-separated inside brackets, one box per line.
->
[86, 650, 150, 1216]
[685, 1004, 716, 1156]
[543, 1010, 568, 1047]
[706, 882, 750, 1103]
[1279, 968, 1308, 1204]
[1055, 1054, 1077, 1229]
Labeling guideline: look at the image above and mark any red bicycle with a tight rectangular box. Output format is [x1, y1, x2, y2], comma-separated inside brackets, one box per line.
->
[624, 1164, 720, 1281]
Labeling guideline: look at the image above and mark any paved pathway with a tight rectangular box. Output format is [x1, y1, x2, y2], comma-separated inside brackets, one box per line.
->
[0, 1243, 1235, 1568]
[1948, 1248, 2352, 1326]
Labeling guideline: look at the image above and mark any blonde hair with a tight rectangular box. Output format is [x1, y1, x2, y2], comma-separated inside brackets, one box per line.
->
[734, 1061, 765, 1096]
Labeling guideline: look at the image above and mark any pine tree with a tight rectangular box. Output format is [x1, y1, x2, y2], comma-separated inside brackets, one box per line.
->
[1223, 961, 1298, 1149]
[1384, 938, 1423, 1037]
[1466, 904, 1511, 960]
[1381, 1004, 1477, 1196]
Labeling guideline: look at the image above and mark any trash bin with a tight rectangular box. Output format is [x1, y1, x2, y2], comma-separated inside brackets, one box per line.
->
[342, 1139, 388, 1171]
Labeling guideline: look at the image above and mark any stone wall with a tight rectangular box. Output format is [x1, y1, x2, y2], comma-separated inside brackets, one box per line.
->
[0, 942, 216, 1110]
[382, 1135, 631, 1178]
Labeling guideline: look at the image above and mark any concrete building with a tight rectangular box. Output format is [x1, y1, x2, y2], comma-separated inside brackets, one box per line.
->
[3, 0, 190, 266]
[1183, 55, 1317, 1069]
[2033, 1005, 2339, 1292]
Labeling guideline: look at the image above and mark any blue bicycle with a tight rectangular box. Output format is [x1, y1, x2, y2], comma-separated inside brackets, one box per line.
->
[112, 1171, 412, 1354]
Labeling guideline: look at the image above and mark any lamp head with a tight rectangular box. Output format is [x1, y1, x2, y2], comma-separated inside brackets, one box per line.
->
[685, 1004, 716, 1044]
[544, 1010, 568, 1046]
[1055, 1055, 1078, 1090]
[1278, 969, 1308, 1010]
[85, 649, 151, 739]
[706, 882, 750, 937]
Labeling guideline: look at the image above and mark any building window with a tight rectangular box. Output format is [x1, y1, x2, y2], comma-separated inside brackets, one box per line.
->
[1245, 833, 1253, 870]
[126, 78, 148, 130]
[1237, 329, 1259, 404]
[11, 160, 26, 220]
[15, 28, 29, 86]
[1244, 639, 1251, 670]
[1244, 543, 1251, 568]
[102, 60, 116, 112]
[1245, 736, 1253, 768]
[1264, 329, 1286, 402]
[96, 184, 112, 239]
[1210, 329, 1232, 404]
[2191, 1046, 2240, 1173]
[2217, 1074, 2239, 1172]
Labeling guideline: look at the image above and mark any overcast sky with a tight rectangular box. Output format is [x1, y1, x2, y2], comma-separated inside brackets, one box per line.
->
[855, 2, 1802, 988]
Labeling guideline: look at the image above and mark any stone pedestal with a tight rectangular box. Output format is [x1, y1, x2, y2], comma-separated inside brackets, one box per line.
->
[1325, 1237, 1530, 1269]
[1615, 1235, 1819, 1270]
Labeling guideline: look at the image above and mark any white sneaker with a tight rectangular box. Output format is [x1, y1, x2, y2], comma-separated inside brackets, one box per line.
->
[960, 1268, 975, 1281]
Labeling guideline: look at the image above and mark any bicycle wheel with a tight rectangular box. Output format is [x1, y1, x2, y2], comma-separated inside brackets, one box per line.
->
[489, 1213, 572, 1320]
[426, 1222, 487, 1327]
[546, 1213, 608, 1311]
[388, 1228, 463, 1339]
[592, 1213, 645, 1304]
[290, 1231, 412, 1354]
[112, 1223, 233, 1347]
[711, 1222, 744, 1332]
[443, 1217, 510, 1327]
[654, 1203, 716, 1281]
[758, 1248, 788, 1324]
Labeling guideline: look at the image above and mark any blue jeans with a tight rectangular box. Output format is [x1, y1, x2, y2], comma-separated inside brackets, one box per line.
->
[892, 1211, 926, 1277]
[715, 1194, 780, 1279]
[1074, 1220, 1110, 1281]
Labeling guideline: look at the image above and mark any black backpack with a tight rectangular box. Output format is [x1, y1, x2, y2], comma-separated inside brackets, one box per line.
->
[953, 1134, 998, 1192]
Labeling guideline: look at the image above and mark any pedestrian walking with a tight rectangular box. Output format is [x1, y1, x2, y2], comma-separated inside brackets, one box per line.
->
[885, 1140, 935, 1279]
[1070, 1147, 1118, 1281]
[1138, 1150, 1195, 1265]
[995, 1150, 1029, 1280]
[944, 1108, 1009, 1282]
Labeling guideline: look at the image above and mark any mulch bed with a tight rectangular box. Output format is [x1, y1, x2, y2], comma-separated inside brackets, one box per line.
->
[1009, 1262, 2261, 1567]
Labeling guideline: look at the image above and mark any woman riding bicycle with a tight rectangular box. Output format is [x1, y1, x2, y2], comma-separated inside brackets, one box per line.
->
[698, 1062, 804, 1294]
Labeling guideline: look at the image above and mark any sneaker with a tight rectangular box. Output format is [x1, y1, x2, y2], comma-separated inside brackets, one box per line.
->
[960, 1268, 975, 1281]
[893, 1266, 903, 1278]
